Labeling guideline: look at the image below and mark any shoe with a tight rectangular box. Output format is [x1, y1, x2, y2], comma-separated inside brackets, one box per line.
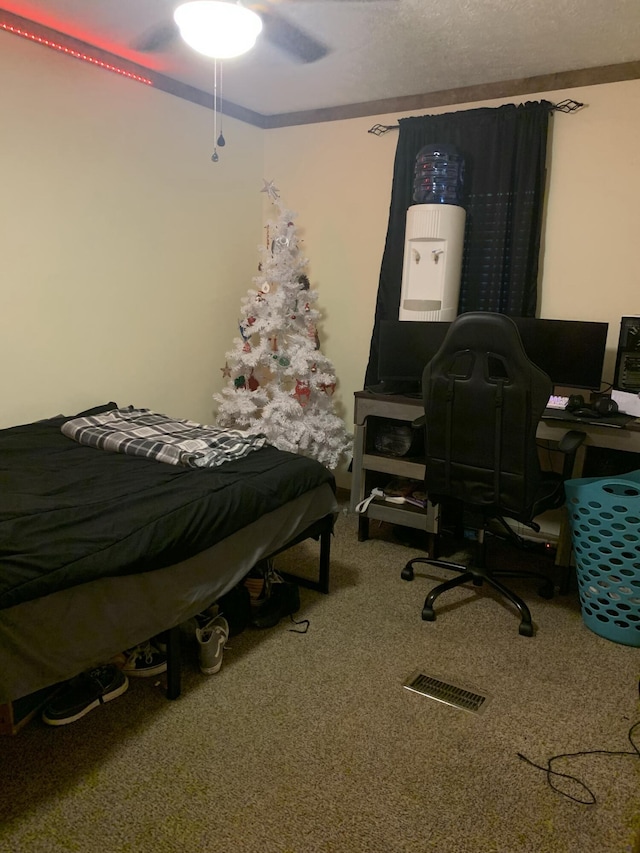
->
[218, 583, 252, 636]
[195, 604, 220, 628]
[152, 632, 168, 654]
[179, 604, 220, 639]
[42, 664, 128, 726]
[252, 582, 300, 629]
[196, 615, 229, 675]
[121, 640, 167, 678]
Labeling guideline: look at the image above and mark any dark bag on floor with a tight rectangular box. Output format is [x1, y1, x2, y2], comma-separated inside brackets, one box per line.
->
[218, 583, 252, 636]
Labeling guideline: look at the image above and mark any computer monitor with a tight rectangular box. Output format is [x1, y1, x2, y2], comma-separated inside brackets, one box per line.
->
[512, 318, 608, 391]
[375, 317, 608, 394]
[376, 320, 450, 395]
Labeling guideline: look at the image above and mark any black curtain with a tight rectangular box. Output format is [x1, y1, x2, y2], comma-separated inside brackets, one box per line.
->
[364, 101, 552, 388]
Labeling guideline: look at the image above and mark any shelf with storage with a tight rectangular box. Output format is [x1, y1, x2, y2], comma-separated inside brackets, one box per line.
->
[361, 452, 425, 480]
[351, 391, 439, 551]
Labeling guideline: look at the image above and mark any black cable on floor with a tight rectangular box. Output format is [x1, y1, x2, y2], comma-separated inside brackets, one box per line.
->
[517, 719, 640, 804]
[288, 614, 309, 634]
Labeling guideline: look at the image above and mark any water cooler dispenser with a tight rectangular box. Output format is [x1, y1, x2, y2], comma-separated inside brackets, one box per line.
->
[399, 145, 466, 322]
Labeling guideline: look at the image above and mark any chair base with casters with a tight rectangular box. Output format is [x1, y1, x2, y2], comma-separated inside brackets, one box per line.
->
[401, 525, 555, 637]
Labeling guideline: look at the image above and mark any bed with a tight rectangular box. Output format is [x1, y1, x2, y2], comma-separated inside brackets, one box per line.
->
[0, 403, 338, 711]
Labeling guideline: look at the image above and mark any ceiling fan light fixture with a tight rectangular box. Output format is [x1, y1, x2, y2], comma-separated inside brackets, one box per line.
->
[173, 1, 263, 59]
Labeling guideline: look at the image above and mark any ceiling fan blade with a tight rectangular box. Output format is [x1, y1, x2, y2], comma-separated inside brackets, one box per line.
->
[259, 7, 329, 63]
[132, 21, 179, 53]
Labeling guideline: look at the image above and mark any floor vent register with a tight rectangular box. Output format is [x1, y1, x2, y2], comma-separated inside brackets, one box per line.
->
[403, 671, 489, 714]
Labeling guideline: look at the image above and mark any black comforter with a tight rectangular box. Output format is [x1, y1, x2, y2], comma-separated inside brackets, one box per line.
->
[0, 406, 335, 610]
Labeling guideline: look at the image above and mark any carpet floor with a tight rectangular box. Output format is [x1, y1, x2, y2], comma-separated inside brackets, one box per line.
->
[1, 505, 639, 853]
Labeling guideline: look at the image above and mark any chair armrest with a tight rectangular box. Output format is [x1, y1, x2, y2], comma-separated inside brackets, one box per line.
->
[557, 429, 586, 455]
[557, 429, 586, 480]
[411, 414, 425, 429]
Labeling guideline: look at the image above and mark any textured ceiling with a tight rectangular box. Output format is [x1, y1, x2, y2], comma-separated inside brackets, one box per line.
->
[1, 0, 639, 118]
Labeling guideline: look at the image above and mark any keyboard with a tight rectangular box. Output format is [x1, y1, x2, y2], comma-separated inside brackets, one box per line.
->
[547, 394, 569, 410]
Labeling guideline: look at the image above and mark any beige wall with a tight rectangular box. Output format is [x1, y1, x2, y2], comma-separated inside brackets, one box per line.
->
[2, 27, 639, 491]
[264, 80, 640, 486]
[0, 31, 264, 429]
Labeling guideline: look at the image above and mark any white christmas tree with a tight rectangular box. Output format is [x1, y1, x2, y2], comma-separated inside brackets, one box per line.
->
[213, 181, 352, 470]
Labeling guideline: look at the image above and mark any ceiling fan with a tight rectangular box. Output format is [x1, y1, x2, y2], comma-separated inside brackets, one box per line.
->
[134, 0, 395, 64]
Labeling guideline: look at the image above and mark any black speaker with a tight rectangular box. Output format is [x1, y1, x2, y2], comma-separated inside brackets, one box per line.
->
[613, 316, 640, 392]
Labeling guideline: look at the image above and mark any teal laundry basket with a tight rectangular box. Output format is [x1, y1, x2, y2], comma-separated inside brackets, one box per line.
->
[565, 471, 640, 646]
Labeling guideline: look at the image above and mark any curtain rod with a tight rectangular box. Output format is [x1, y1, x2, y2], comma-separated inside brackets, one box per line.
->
[367, 98, 584, 136]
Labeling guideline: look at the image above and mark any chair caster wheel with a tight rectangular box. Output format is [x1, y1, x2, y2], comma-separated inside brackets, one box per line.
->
[518, 621, 534, 637]
[401, 566, 414, 581]
[421, 606, 436, 622]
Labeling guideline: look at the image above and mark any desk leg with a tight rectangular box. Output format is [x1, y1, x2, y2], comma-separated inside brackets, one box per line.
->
[358, 515, 370, 541]
[556, 507, 575, 594]
[554, 443, 584, 594]
[351, 425, 367, 543]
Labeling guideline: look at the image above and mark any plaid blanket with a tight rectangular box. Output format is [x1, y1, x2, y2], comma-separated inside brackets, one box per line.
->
[61, 406, 267, 468]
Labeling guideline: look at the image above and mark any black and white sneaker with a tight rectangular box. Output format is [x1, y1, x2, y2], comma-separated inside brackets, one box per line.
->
[42, 664, 129, 726]
[121, 640, 167, 678]
[196, 615, 229, 675]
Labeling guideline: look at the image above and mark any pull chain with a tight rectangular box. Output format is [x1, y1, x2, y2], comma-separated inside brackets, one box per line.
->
[217, 61, 226, 149]
[212, 60, 219, 162]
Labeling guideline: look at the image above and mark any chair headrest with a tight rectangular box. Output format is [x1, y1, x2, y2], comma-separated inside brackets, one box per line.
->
[439, 312, 524, 360]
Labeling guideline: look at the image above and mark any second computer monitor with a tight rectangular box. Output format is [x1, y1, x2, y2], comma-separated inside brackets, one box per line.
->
[512, 318, 608, 391]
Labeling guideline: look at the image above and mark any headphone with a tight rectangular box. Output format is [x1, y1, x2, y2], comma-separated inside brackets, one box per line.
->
[566, 394, 619, 418]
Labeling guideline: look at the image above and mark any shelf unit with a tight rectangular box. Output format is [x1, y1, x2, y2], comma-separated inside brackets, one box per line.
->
[350, 391, 439, 552]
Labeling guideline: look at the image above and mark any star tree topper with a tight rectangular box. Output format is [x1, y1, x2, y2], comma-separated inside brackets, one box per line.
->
[260, 179, 280, 202]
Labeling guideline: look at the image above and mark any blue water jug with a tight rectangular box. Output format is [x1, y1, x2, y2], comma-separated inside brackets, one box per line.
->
[413, 144, 465, 205]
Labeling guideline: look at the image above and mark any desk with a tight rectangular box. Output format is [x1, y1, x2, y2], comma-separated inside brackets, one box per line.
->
[536, 412, 640, 462]
[351, 390, 640, 557]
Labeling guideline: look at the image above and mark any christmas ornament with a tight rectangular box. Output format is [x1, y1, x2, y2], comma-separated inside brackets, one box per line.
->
[247, 371, 259, 391]
[253, 364, 272, 384]
[293, 380, 311, 407]
[234, 375, 246, 389]
[309, 327, 321, 349]
[243, 341, 251, 353]
[221, 362, 231, 378]
[260, 283, 271, 294]
[298, 274, 310, 290]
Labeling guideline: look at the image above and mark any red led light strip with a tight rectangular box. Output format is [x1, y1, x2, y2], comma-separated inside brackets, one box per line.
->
[1, 21, 154, 85]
